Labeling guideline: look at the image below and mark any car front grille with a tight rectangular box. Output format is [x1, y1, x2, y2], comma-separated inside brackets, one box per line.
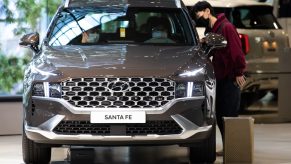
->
[53, 120, 182, 136]
[61, 77, 175, 108]
[53, 121, 111, 135]
[126, 120, 182, 135]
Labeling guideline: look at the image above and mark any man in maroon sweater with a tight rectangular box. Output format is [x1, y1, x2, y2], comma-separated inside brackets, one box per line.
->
[192, 1, 246, 155]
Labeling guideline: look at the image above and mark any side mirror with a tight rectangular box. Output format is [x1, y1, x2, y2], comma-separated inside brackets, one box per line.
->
[19, 32, 40, 53]
[202, 32, 227, 54]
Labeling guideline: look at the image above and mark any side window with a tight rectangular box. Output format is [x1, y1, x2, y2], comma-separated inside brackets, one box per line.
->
[101, 21, 119, 33]
[231, 8, 261, 29]
[101, 16, 130, 34]
[232, 9, 249, 28]
[230, 7, 281, 29]
[214, 7, 253, 29]
[240, 9, 252, 28]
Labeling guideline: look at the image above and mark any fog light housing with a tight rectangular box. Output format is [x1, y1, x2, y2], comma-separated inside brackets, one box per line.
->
[49, 83, 62, 98]
[32, 82, 61, 98]
[175, 83, 187, 98]
[32, 83, 44, 96]
[175, 82, 204, 98]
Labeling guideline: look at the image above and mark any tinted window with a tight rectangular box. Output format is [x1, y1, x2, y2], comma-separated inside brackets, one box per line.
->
[215, 6, 281, 29]
[48, 7, 194, 46]
[192, 6, 281, 30]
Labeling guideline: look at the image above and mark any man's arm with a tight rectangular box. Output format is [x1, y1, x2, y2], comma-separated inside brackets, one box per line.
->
[81, 32, 89, 43]
[223, 23, 246, 88]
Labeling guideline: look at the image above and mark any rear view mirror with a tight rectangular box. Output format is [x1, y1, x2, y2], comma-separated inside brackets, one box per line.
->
[19, 32, 40, 53]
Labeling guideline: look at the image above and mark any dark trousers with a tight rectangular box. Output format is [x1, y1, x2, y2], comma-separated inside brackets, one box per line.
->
[216, 78, 241, 142]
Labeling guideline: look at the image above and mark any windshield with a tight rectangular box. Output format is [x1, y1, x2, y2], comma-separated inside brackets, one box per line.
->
[48, 7, 194, 46]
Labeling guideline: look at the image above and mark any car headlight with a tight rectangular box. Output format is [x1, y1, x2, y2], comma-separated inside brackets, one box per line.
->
[32, 82, 61, 98]
[175, 82, 204, 98]
[179, 68, 204, 77]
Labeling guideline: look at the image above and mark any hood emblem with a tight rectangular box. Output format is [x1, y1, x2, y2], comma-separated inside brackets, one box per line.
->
[107, 81, 130, 92]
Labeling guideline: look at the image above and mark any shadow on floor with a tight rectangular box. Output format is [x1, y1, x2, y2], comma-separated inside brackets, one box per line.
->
[50, 146, 221, 164]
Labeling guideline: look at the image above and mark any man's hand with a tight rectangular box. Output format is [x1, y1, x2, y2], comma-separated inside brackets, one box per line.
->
[81, 32, 89, 43]
[200, 37, 206, 43]
[236, 75, 246, 89]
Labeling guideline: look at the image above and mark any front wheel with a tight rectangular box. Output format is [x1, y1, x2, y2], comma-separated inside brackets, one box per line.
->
[22, 130, 51, 164]
[188, 126, 216, 163]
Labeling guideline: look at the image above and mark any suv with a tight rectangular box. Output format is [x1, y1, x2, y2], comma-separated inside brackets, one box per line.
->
[184, 0, 290, 109]
[20, 0, 226, 163]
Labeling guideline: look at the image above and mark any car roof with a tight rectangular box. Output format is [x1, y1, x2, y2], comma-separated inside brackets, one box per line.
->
[182, 0, 272, 8]
[64, 0, 183, 9]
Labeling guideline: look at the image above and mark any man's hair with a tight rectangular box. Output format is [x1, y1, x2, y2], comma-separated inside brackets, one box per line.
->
[192, 1, 216, 17]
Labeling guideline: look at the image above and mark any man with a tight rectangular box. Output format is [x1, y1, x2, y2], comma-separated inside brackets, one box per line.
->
[82, 27, 100, 43]
[144, 24, 176, 43]
[192, 1, 246, 155]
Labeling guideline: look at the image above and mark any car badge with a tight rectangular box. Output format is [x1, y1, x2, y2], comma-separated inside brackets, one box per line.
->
[107, 81, 130, 92]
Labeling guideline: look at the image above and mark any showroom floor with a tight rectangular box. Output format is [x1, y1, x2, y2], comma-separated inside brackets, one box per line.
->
[0, 124, 291, 164]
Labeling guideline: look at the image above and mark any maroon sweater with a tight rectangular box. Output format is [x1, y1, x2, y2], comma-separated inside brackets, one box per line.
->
[210, 13, 246, 80]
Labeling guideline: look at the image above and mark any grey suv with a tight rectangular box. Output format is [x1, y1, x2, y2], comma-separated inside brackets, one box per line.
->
[20, 0, 226, 163]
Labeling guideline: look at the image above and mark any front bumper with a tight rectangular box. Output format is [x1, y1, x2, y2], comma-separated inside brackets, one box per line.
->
[24, 96, 215, 146]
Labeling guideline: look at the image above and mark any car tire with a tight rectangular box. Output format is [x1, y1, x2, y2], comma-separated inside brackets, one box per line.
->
[240, 91, 268, 112]
[22, 130, 51, 164]
[271, 90, 278, 101]
[239, 95, 253, 112]
[188, 126, 216, 163]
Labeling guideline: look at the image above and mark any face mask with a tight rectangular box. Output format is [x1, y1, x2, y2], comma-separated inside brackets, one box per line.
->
[152, 31, 167, 38]
[197, 17, 210, 27]
[87, 33, 100, 43]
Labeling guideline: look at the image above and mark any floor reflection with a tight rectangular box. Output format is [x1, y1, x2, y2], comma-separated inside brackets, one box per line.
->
[51, 146, 191, 164]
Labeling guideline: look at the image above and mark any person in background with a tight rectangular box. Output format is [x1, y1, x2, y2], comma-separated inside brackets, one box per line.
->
[144, 24, 175, 43]
[82, 27, 100, 43]
[192, 1, 246, 156]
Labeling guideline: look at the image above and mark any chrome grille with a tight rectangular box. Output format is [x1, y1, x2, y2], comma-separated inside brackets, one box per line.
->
[53, 121, 110, 135]
[126, 120, 182, 135]
[53, 120, 182, 136]
[61, 77, 175, 108]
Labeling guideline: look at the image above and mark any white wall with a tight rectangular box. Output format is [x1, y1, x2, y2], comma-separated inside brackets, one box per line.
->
[278, 18, 291, 47]
[0, 102, 22, 135]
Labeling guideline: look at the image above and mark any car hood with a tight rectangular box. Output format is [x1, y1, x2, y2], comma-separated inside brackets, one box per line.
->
[36, 45, 206, 78]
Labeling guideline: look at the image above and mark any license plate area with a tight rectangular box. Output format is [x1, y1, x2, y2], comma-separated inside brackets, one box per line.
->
[90, 111, 146, 123]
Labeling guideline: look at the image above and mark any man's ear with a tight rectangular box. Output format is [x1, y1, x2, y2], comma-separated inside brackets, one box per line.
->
[195, 13, 200, 20]
[205, 8, 210, 15]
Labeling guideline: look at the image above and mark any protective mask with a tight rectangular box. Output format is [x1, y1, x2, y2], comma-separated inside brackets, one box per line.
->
[197, 17, 210, 27]
[152, 31, 167, 38]
[87, 33, 100, 43]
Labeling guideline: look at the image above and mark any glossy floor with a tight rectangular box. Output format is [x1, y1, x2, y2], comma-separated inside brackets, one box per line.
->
[1, 124, 291, 164]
